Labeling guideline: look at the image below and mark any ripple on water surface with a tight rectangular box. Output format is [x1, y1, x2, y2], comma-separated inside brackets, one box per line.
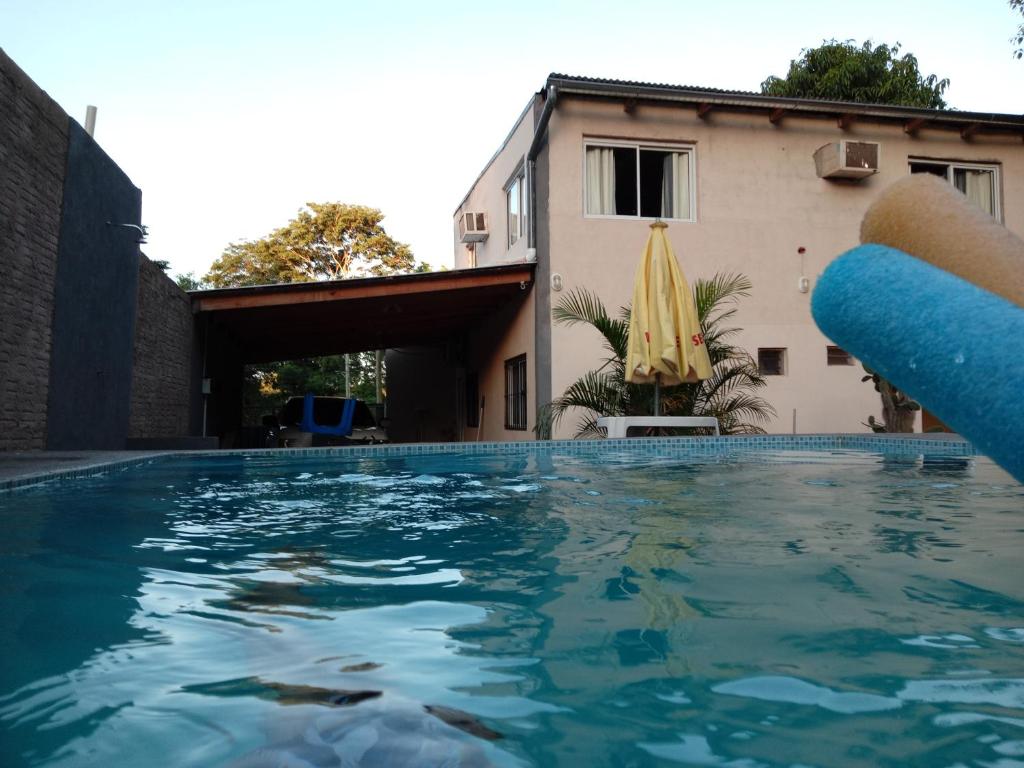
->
[0, 449, 1021, 767]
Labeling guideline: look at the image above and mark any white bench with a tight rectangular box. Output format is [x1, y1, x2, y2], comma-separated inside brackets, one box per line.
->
[596, 416, 720, 438]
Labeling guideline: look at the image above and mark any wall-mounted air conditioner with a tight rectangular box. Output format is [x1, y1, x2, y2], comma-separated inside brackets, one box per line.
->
[459, 212, 488, 243]
[813, 141, 880, 180]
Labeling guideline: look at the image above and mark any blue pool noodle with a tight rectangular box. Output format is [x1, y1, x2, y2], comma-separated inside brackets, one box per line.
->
[812, 244, 1024, 482]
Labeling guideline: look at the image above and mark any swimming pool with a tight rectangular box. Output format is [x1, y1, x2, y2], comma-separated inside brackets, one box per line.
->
[1, 437, 1022, 767]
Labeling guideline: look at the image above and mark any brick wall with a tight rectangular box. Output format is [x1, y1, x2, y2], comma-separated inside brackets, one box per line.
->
[129, 256, 194, 438]
[0, 49, 69, 450]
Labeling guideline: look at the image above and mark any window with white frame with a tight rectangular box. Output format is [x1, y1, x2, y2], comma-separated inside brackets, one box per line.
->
[584, 141, 695, 220]
[909, 159, 1001, 220]
[507, 174, 526, 248]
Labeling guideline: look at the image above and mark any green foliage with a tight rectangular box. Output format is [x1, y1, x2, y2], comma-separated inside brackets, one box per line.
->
[761, 40, 949, 108]
[204, 202, 416, 288]
[537, 274, 776, 438]
[242, 353, 383, 425]
[1013, 0, 1024, 59]
[174, 271, 205, 291]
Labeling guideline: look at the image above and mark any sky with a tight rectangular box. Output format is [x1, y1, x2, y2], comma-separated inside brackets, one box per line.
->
[3, 0, 1022, 277]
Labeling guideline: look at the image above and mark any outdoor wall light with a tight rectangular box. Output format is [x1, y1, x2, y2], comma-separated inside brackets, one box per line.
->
[106, 221, 149, 244]
[551, 273, 564, 292]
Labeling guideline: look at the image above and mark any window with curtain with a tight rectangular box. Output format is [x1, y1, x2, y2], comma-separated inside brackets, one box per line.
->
[585, 142, 694, 220]
[909, 160, 1000, 220]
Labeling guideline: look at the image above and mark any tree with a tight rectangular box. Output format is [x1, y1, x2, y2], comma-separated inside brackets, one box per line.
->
[203, 202, 421, 422]
[537, 274, 775, 438]
[174, 272, 205, 291]
[205, 202, 416, 288]
[761, 40, 949, 109]
[1013, 1, 1024, 59]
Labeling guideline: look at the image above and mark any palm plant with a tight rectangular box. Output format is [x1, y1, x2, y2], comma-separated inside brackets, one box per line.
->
[537, 273, 775, 438]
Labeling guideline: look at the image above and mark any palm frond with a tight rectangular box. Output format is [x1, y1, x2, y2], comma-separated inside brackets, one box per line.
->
[539, 272, 776, 439]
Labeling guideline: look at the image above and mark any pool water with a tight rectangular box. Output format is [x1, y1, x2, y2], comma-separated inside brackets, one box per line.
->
[1, 448, 1023, 767]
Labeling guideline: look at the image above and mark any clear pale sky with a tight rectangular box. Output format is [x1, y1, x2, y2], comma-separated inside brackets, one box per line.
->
[3, 0, 1021, 277]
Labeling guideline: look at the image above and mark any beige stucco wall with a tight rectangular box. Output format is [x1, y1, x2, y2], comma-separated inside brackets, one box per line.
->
[465, 290, 536, 441]
[541, 96, 1024, 437]
[454, 96, 539, 269]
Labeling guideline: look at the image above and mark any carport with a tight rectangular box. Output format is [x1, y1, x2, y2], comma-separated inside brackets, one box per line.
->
[191, 263, 535, 444]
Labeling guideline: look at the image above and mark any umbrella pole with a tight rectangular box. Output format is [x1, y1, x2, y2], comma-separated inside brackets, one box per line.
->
[653, 373, 661, 416]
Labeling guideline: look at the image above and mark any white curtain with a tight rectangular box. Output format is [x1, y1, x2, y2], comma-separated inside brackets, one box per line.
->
[959, 169, 994, 217]
[661, 152, 690, 219]
[586, 147, 616, 215]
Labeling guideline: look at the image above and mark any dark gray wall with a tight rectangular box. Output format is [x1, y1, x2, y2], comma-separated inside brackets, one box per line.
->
[46, 122, 142, 450]
[532, 102, 553, 421]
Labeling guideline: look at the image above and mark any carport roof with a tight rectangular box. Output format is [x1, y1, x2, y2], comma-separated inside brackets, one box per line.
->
[191, 263, 535, 364]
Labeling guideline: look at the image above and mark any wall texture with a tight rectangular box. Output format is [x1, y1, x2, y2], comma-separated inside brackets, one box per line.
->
[129, 255, 194, 439]
[0, 49, 69, 450]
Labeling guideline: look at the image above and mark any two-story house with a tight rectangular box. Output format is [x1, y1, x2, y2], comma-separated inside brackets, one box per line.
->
[422, 73, 1024, 441]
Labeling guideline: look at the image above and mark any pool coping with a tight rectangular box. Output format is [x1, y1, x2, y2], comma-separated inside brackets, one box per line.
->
[0, 433, 976, 494]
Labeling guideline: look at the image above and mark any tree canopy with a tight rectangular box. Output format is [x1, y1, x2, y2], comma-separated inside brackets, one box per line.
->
[205, 202, 416, 288]
[1013, 0, 1024, 59]
[760, 40, 949, 109]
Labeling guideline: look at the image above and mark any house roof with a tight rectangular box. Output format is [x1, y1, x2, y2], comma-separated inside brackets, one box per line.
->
[545, 73, 1024, 139]
[191, 263, 534, 364]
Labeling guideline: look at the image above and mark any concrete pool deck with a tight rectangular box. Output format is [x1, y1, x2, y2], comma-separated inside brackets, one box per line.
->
[0, 450, 171, 492]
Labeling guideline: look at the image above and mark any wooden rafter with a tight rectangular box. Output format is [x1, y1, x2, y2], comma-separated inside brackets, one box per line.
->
[960, 123, 980, 140]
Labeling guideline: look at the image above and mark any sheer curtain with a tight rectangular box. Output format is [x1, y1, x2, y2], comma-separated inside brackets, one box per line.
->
[661, 152, 690, 219]
[586, 147, 616, 215]
[957, 168, 994, 217]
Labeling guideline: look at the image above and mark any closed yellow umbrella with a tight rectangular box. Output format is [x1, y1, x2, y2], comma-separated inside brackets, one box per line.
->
[626, 222, 712, 412]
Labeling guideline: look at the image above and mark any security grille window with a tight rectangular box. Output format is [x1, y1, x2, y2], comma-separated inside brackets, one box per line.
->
[584, 141, 695, 221]
[507, 175, 526, 248]
[910, 160, 1000, 220]
[758, 348, 786, 376]
[827, 346, 853, 366]
[504, 354, 527, 430]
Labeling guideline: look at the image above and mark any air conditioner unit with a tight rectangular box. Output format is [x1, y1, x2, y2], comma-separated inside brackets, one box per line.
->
[813, 141, 880, 180]
[459, 211, 488, 243]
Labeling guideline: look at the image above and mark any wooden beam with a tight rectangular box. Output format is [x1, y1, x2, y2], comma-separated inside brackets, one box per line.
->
[697, 102, 713, 119]
[960, 122, 980, 140]
[193, 268, 534, 312]
[623, 97, 637, 114]
[837, 114, 855, 130]
[769, 108, 786, 125]
[904, 118, 926, 135]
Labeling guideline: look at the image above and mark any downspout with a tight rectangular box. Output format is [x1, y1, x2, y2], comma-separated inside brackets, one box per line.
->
[526, 84, 557, 251]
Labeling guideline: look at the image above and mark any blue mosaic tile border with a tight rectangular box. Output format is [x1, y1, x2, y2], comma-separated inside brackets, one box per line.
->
[0, 434, 978, 494]
[190, 433, 976, 461]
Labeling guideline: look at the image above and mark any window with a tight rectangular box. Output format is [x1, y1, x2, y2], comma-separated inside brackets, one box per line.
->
[827, 346, 853, 366]
[910, 160, 1000, 220]
[584, 141, 695, 220]
[504, 354, 527, 430]
[507, 174, 526, 248]
[758, 348, 786, 376]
